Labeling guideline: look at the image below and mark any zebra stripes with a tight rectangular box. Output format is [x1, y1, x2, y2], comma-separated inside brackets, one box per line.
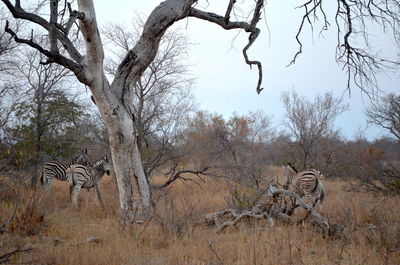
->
[66, 156, 111, 208]
[40, 161, 70, 188]
[72, 149, 90, 166]
[283, 163, 325, 209]
[40, 152, 91, 189]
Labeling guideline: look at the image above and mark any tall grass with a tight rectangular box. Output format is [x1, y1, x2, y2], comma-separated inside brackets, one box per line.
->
[1, 174, 399, 264]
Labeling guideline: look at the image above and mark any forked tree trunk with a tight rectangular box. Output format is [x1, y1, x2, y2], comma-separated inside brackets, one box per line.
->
[76, 0, 152, 216]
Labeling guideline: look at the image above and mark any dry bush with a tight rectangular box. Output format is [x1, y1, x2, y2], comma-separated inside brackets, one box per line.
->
[1, 172, 400, 265]
[0, 174, 47, 264]
[152, 175, 229, 237]
[0, 175, 47, 236]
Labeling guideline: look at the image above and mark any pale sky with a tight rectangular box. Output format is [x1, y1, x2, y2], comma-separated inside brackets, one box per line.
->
[94, 1, 399, 140]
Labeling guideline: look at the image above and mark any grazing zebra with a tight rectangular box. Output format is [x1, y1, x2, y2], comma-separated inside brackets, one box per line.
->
[283, 163, 325, 210]
[40, 151, 91, 189]
[66, 156, 111, 208]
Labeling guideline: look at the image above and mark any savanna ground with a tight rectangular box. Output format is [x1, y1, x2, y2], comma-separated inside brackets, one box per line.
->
[1, 168, 400, 265]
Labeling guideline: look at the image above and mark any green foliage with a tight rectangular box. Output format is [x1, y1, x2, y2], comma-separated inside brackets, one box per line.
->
[9, 88, 89, 166]
[386, 178, 400, 193]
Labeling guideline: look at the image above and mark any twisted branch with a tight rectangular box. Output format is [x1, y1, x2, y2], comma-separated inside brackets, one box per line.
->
[1, 0, 83, 63]
[206, 185, 345, 237]
[190, 0, 265, 94]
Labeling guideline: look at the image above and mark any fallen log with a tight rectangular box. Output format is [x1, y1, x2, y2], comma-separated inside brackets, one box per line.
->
[205, 184, 345, 237]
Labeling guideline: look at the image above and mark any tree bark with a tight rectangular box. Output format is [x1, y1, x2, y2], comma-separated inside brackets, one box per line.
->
[76, 0, 152, 216]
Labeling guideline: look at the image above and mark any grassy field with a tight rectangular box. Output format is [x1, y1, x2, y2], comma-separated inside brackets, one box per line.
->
[1, 171, 399, 265]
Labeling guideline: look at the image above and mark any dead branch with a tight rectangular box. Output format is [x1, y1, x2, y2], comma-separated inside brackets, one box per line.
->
[49, 0, 59, 53]
[63, 2, 85, 34]
[224, 0, 236, 24]
[4, 21, 83, 74]
[52, 236, 104, 247]
[160, 166, 212, 189]
[205, 207, 291, 233]
[2, 0, 83, 63]
[205, 184, 345, 237]
[189, 0, 264, 94]
[290, 0, 400, 94]
[0, 246, 35, 264]
[206, 238, 224, 265]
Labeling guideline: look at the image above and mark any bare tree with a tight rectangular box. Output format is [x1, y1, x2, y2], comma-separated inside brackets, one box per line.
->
[281, 91, 348, 169]
[290, 1, 400, 94]
[102, 22, 196, 182]
[0, 10, 20, 141]
[9, 47, 86, 185]
[0, 84, 19, 141]
[183, 110, 275, 188]
[1, 0, 398, 219]
[365, 93, 400, 141]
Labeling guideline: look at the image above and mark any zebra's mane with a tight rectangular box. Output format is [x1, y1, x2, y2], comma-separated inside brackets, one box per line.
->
[92, 158, 105, 171]
[287, 162, 298, 173]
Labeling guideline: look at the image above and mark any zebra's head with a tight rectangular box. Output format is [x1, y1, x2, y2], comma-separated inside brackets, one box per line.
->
[283, 163, 297, 187]
[92, 155, 112, 176]
[103, 155, 111, 176]
[72, 149, 90, 166]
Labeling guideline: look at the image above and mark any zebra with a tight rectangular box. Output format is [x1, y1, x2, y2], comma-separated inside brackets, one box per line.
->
[40, 151, 91, 189]
[282, 163, 325, 211]
[66, 156, 112, 208]
[72, 148, 90, 166]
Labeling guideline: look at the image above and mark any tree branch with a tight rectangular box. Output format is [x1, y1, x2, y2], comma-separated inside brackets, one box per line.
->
[224, 0, 236, 24]
[189, 1, 264, 94]
[1, 0, 83, 63]
[63, 2, 85, 34]
[206, 184, 345, 237]
[0, 246, 35, 264]
[160, 166, 212, 189]
[4, 21, 84, 78]
[49, 0, 59, 53]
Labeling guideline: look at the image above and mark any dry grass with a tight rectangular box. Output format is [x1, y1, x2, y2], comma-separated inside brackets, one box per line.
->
[1, 173, 400, 265]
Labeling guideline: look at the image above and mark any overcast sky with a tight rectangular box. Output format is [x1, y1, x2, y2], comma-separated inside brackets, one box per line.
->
[94, 1, 399, 140]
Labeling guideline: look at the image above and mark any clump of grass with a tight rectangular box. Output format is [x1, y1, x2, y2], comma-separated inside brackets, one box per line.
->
[1, 173, 400, 265]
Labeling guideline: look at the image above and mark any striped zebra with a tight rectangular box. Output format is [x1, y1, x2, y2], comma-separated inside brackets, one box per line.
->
[283, 163, 325, 210]
[40, 151, 91, 189]
[66, 156, 111, 208]
[72, 149, 90, 166]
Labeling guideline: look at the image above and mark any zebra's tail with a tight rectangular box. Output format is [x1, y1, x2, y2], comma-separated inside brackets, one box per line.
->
[40, 170, 45, 186]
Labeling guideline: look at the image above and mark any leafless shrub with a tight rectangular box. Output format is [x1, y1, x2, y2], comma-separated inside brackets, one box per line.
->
[0, 174, 46, 236]
[366, 93, 400, 141]
[154, 190, 205, 237]
[281, 90, 348, 170]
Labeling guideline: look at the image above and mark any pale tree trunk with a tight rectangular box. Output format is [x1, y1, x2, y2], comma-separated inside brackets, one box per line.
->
[69, 0, 199, 216]
[76, 0, 151, 215]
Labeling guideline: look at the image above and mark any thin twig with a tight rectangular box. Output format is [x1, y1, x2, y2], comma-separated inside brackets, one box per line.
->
[206, 238, 224, 265]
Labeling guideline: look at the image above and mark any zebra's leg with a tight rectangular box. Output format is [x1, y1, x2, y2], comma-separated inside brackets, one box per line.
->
[312, 198, 323, 212]
[70, 184, 82, 208]
[93, 187, 98, 201]
[69, 184, 74, 204]
[296, 191, 317, 226]
[94, 185, 105, 209]
[303, 191, 315, 208]
[43, 176, 54, 190]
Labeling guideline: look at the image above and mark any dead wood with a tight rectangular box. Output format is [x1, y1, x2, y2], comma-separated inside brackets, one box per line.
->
[205, 184, 345, 237]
